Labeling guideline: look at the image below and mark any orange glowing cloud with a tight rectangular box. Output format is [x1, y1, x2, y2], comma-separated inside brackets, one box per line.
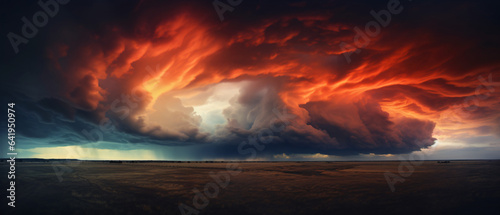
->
[37, 0, 500, 156]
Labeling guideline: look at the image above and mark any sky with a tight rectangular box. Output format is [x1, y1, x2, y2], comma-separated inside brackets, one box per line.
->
[1, 0, 499, 161]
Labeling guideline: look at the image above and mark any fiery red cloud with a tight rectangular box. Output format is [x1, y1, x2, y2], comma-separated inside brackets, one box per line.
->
[3, 0, 499, 158]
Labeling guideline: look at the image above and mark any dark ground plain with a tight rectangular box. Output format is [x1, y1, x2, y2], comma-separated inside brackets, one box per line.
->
[1, 160, 499, 215]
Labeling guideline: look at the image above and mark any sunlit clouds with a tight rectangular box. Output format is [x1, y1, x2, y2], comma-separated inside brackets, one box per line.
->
[2, 0, 499, 160]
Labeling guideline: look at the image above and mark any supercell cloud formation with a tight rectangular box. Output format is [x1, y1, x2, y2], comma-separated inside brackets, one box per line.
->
[1, 0, 499, 159]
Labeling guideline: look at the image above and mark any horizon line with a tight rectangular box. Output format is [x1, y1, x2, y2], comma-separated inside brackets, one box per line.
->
[2, 158, 500, 162]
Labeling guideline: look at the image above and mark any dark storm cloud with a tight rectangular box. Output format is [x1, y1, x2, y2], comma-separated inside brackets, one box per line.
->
[1, 0, 500, 159]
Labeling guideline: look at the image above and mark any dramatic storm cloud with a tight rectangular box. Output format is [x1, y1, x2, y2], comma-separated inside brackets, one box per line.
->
[1, 0, 499, 159]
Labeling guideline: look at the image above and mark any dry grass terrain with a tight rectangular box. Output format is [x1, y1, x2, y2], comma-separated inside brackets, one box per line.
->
[1, 161, 499, 214]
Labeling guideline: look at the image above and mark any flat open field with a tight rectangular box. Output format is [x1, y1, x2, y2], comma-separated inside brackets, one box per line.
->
[1, 161, 499, 214]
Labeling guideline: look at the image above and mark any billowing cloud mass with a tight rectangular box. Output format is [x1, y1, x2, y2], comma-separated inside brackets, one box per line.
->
[1, 0, 499, 159]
